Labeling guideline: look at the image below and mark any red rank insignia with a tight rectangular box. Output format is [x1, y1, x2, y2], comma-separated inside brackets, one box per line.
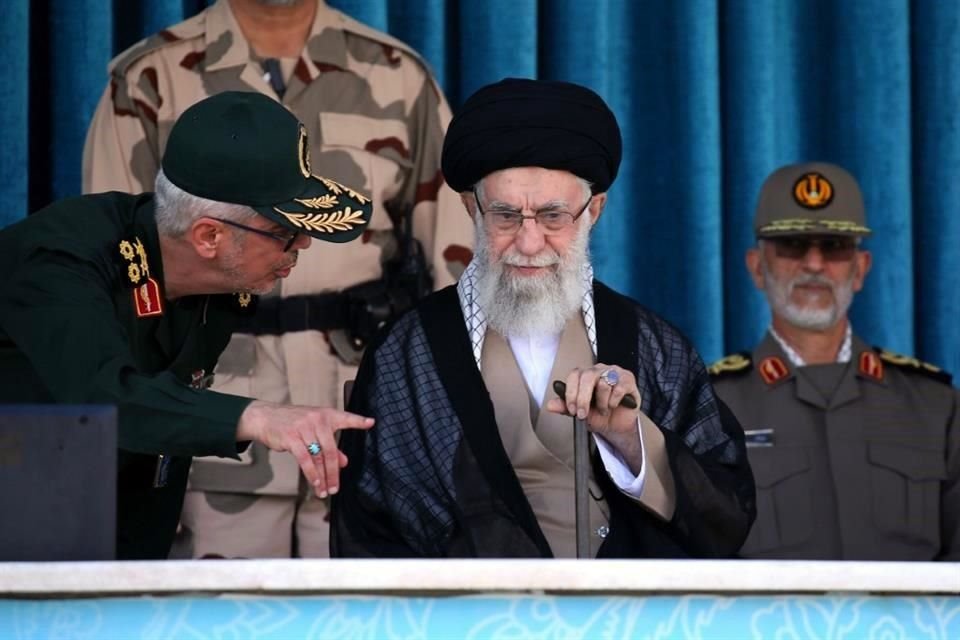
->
[133, 277, 164, 318]
[758, 356, 789, 385]
[859, 351, 884, 381]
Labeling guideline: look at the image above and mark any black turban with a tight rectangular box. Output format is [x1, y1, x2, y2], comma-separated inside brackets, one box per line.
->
[441, 78, 622, 194]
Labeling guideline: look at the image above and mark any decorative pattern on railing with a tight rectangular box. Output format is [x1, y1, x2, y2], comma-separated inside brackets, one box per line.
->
[2, 595, 959, 639]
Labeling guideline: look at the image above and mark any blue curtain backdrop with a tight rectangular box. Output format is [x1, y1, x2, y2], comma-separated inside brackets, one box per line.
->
[2, 0, 958, 376]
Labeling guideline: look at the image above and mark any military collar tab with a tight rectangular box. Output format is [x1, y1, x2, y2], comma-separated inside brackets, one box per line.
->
[857, 350, 885, 383]
[757, 355, 791, 386]
[117, 235, 165, 318]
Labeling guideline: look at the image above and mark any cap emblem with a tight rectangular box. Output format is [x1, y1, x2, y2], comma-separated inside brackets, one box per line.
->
[297, 124, 311, 178]
[793, 172, 834, 209]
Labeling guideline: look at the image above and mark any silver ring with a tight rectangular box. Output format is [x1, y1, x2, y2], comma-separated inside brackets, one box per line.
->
[307, 442, 322, 456]
[600, 369, 619, 387]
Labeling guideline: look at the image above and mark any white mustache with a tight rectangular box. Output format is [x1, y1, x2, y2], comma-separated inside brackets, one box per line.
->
[789, 274, 834, 292]
[501, 251, 560, 268]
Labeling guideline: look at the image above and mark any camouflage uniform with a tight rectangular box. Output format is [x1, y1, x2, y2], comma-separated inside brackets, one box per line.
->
[83, 0, 474, 557]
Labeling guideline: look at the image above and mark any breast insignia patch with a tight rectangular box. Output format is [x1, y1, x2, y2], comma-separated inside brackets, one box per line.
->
[708, 353, 752, 377]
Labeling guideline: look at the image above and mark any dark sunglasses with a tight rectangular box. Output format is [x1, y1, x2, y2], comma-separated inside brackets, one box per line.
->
[770, 236, 858, 261]
[212, 217, 300, 252]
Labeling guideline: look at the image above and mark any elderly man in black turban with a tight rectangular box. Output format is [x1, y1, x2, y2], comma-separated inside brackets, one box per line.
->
[331, 78, 755, 558]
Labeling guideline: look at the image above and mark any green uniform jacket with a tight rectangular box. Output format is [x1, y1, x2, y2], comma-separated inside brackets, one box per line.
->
[711, 332, 960, 560]
[0, 192, 252, 559]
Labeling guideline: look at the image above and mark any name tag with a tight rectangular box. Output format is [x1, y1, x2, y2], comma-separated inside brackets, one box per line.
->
[744, 428, 774, 448]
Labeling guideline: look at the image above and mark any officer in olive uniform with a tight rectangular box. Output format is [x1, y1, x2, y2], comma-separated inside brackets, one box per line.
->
[710, 161, 959, 560]
[83, 0, 474, 559]
[0, 92, 374, 559]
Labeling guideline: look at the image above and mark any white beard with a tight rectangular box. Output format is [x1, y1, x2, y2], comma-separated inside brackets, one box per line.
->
[473, 215, 591, 338]
[761, 256, 856, 331]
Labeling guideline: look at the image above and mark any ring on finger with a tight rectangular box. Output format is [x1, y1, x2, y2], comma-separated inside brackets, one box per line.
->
[600, 369, 619, 387]
[307, 441, 322, 456]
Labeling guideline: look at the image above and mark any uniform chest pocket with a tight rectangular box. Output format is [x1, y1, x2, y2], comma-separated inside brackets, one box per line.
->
[868, 442, 945, 548]
[316, 112, 412, 233]
[741, 448, 815, 555]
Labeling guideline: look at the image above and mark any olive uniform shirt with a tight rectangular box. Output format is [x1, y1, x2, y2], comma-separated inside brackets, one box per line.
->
[0, 193, 253, 559]
[82, 0, 474, 500]
[710, 332, 960, 560]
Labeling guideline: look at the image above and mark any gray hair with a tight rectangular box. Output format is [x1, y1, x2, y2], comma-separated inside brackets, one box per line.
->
[154, 169, 259, 238]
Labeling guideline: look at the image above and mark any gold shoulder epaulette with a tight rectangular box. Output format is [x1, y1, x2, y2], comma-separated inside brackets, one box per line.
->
[708, 353, 752, 377]
[876, 348, 953, 385]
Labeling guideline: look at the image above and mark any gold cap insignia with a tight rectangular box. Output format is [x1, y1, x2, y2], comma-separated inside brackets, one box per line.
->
[237, 292, 252, 308]
[793, 172, 834, 209]
[275, 207, 367, 234]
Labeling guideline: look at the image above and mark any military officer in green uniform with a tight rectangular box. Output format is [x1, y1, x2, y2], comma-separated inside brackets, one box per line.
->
[710, 161, 959, 560]
[0, 91, 374, 559]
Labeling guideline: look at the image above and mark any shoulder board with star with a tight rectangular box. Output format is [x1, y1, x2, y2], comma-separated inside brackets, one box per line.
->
[708, 352, 752, 377]
[874, 347, 953, 385]
[115, 235, 152, 289]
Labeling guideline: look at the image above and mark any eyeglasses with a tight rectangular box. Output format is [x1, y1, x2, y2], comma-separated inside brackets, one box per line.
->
[770, 236, 858, 261]
[212, 217, 300, 252]
[473, 191, 592, 236]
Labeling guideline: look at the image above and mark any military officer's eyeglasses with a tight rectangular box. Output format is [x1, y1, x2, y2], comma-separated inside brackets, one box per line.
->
[473, 191, 592, 236]
[770, 236, 858, 262]
[212, 217, 300, 252]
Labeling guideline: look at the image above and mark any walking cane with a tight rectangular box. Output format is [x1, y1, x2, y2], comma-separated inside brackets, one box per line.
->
[553, 379, 638, 559]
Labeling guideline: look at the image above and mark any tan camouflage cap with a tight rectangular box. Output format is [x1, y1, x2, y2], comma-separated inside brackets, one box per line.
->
[754, 162, 871, 238]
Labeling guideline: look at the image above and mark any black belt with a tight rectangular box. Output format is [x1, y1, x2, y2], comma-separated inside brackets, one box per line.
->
[234, 293, 351, 335]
